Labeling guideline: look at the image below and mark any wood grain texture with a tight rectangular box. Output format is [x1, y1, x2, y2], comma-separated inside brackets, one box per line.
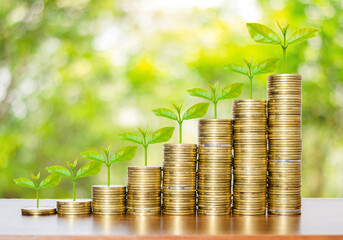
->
[0, 198, 343, 240]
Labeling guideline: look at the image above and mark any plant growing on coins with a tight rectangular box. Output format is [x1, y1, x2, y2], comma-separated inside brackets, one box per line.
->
[119, 126, 175, 166]
[225, 57, 279, 99]
[153, 102, 209, 143]
[81, 145, 138, 186]
[46, 159, 102, 201]
[246, 21, 320, 72]
[187, 82, 244, 119]
[13, 172, 62, 208]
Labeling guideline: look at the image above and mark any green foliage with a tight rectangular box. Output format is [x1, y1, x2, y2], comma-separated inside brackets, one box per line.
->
[247, 21, 320, 72]
[153, 103, 209, 143]
[13, 173, 61, 208]
[119, 126, 174, 166]
[81, 145, 137, 186]
[46, 159, 102, 201]
[188, 82, 244, 118]
[225, 57, 278, 99]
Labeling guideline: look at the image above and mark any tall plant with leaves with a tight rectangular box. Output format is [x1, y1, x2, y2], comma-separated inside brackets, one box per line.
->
[119, 126, 175, 166]
[246, 21, 320, 73]
[46, 159, 102, 201]
[153, 102, 209, 143]
[81, 145, 138, 186]
[13, 172, 62, 208]
[187, 82, 244, 119]
[225, 57, 279, 99]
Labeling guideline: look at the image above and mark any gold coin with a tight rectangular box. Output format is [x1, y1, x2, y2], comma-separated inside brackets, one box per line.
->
[21, 207, 56, 216]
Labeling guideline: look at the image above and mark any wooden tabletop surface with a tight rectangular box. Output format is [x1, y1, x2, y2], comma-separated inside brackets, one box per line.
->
[1, 198, 342, 240]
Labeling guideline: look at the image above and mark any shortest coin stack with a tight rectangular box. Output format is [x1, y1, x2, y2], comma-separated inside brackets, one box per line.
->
[57, 200, 92, 215]
[92, 185, 126, 215]
[21, 207, 56, 216]
[127, 166, 162, 215]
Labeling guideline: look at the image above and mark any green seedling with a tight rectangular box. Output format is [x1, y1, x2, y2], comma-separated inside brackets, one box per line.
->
[187, 82, 244, 119]
[13, 172, 62, 208]
[246, 20, 320, 72]
[81, 145, 138, 186]
[225, 57, 279, 99]
[153, 102, 209, 143]
[46, 159, 102, 201]
[119, 126, 175, 166]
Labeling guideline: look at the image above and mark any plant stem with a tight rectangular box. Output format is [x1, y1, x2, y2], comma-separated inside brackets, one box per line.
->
[214, 102, 217, 119]
[36, 190, 39, 208]
[72, 180, 76, 201]
[283, 47, 286, 73]
[178, 122, 182, 144]
[107, 165, 110, 186]
[249, 76, 253, 99]
[144, 146, 148, 166]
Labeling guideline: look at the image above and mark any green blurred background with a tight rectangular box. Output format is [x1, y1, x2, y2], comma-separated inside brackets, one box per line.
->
[1, 0, 342, 199]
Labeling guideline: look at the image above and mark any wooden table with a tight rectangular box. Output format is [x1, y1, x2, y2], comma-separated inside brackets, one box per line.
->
[1, 198, 342, 240]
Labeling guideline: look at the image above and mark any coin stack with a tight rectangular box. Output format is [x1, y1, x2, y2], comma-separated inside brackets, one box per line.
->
[56, 200, 92, 215]
[197, 119, 232, 215]
[267, 74, 302, 215]
[163, 144, 197, 215]
[232, 99, 268, 215]
[92, 185, 126, 215]
[127, 166, 161, 215]
[21, 207, 56, 216]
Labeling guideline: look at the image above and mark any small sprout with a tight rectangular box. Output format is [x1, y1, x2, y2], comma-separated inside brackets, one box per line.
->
[246, 20, 320, 72]
[81, 145, 138, 186]
[46, 159, 102, 201]
[225, 57, 279, 99]
[187, 82, 244, 119]
[119, 126, 175, 166]
[14, 172, 62, 208]
[153, 102, 209, 143]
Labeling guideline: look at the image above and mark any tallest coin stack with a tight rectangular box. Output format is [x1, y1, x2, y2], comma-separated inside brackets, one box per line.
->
[267, 74, 302, 215]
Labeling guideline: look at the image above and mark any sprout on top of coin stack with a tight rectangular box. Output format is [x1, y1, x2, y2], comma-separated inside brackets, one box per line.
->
[188, 81, 244, 215]
[153, 102, 209, 215]
[81, 145, 138, 215]
[120, 126, 175, 215]
[226, 57, 278, 215]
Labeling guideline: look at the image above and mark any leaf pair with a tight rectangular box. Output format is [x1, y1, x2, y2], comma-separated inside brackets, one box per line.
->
[14, 172, 61, 190]
[247, 21, 320, 46]
[81, 146, 138, 166]
[119, 126, 175, 146]
[225, 57, 279, 99]
[46, 159, 102, 180]
[187, 82, 244, 118]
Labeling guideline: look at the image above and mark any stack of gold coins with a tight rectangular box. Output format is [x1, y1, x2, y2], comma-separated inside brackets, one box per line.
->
[197, 119, 232, 215]
[57, 200, 91, 215]
[21, 207, 56, 216]
[232, 99, 267, 215]
[92, 185, 126, 215]
[127, 166, 161, 215]
[267, 74, 302, 215]
[163, 144, 197, 215]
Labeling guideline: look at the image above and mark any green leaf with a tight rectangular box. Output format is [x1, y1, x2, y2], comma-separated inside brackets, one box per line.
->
[46, 166, 72, 179]
[208, 81, 218, 94]
[276, 19, 289, 34]
[76, 161, 102, 179]
[246, 23, 281, 44]
[67, 161, 74, 169]
[81, 151, 106, 163]
[148, 127, 175, 144]
[187, 88, 212, 101]
[253, 58, 279, 75]
[225, 64, 248, 75]
[13, 178, 36, 189]
[101, 145, 111, 156]
[39, 175, 62, 189]
[31, 172, 40, 182]
[73, 159, 77, 168]
[288, 27, 320, 45]
[172, 103, 183, 113]
[119, 132, 143, 145]
[182, 103, 209, 120]
[218, 83, 245, 100]
[138, 127, 146, 137]
[152, 108, 178, 120]
[111, 146, 138, 163]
